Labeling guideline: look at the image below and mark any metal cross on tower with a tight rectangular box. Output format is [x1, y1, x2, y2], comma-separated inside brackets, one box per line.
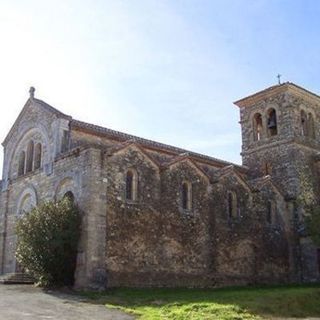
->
[277, 74, 282, 85]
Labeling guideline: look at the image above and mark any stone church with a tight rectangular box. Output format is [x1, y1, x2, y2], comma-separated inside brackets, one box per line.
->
[0, 83, 319, 289]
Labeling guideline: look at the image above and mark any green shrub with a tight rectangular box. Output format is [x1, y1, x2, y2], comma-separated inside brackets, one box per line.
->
[15, 197, 81, 287]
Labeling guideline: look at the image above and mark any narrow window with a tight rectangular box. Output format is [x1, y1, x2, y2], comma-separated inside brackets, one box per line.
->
[267, 200, 276, 224]
[26, 140, 34, 173]
[301, 110, 308, 136]
[126, 169, 137, 201]
[182, 182, 192, 210]
[18, 151, 26, 176]
[34, 143, 42, 170]
[253, 113, 263, 141]
[308, 113, 315, 139]
[228, 191, 238, 219]
[267, 109, 277, 136]
[263, 162, 272, 176]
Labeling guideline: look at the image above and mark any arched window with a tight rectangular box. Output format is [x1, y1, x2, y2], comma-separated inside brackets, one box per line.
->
[301, 110, 308, 136]
[19, 194, 33, 216]
[181, 182, 192, 211]
[126, 169, 138, 201]
[267, 200, 276, 224]
[263, 162, 272, 176]
[34, 143, 42, 170]
[267, 109, 277, 136]
[63, 191, 75, 204]
[253, 113, 263, 141]
[227, 191, 238, 219]
[18, 151, 26, 177]
[308, 113, 315, 139]
[26, 140, 34, 173]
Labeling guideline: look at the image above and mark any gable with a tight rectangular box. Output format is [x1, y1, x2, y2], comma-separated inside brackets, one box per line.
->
[2, 97, 70, 147]
[163, 157, 211, 184]
[217, 166, 252, 193]
[108, 143, 160, 172]
[1, 95, 71, 182]
[257, 177, 285, 199]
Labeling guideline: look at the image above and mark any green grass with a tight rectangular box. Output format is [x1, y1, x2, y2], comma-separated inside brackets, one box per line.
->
[81, 284, 320, 319]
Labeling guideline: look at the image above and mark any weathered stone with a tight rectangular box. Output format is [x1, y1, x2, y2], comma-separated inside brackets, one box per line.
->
[0, 83, 319, 289]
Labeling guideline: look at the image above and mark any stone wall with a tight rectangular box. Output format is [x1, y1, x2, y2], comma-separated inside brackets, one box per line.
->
[239, 87, 320, 283]
[1, 83, 319, 289]
[104, 146, 212, 286]
[0, 141, 109, 290]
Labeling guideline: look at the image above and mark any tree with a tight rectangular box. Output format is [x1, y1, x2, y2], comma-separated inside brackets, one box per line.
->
[15, 197, 81, 287]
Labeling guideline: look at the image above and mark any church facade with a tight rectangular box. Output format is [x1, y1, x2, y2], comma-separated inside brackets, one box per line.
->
[0, 83, 319, 289]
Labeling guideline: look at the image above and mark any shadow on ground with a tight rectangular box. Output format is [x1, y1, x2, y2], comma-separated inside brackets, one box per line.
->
[79, 284, 320, 319]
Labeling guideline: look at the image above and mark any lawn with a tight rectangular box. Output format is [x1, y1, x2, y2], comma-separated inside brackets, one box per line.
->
[82, 284, 320, 319]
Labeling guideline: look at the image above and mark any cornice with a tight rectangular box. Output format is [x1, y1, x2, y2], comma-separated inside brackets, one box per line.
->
[234, 82, 320, 109]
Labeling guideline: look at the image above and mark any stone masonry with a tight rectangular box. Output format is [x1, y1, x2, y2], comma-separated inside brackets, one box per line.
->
[0, 83, 319, 289]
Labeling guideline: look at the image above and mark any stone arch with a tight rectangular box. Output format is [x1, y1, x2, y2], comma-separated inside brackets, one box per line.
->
[252, 112, 263, 141]
[18, 150, 26, 177]
[34, 142, 42, 170]
[63, 191, 75, 202]
[267, 200, 276, 224]
[7, 126, 51, 180]
[16, 186, 38, 216]
[55, 177, 77, 202]
[125, 168, 138, 201]
[300, 109, 308, 136]
[307, 112, 315, 138]
[227, 190, 238, 219]
[299, 105, 316, 138]
[262, 162, 272, 176]
[267, 107, 278, 136]
[26, 140, 34, 173]
[181, 180, 192, 210]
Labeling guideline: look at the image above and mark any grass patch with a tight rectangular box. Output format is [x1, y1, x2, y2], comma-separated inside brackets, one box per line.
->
[81, 284, 320, 319]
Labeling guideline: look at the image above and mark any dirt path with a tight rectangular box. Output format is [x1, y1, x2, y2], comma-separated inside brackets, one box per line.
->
[0, 284, 134, 320]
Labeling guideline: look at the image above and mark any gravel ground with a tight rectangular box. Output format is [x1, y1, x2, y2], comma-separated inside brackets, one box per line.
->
[0, 284, 134, 320]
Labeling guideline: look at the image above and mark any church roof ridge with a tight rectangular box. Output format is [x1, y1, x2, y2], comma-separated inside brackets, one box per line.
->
[71, 119, 246, 171]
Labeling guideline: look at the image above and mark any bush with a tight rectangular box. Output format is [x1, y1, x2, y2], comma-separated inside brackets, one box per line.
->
[15, 197, 81, 287]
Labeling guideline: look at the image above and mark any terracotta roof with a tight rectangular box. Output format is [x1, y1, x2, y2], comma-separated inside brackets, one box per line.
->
[234, 82, 320, 108]
[71, 119, 246, 171]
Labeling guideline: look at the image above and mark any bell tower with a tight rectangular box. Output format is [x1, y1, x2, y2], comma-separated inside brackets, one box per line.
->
[234, 82, 320, 281]
[234, 82, 320, 199]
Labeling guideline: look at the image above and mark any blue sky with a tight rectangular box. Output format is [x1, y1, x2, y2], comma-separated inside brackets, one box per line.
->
[1, 0, 320, 176]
